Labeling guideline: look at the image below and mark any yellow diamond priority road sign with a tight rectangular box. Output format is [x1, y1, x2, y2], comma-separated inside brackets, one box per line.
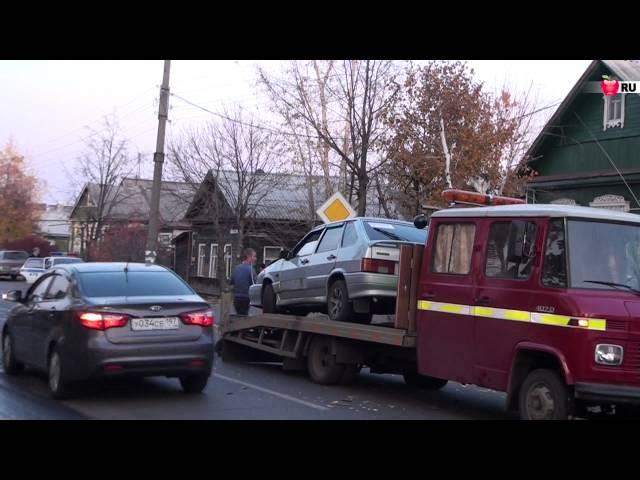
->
[317, 192, 356, 223]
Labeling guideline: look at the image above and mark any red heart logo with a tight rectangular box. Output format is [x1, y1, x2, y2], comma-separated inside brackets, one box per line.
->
[601, 79, 619, 96]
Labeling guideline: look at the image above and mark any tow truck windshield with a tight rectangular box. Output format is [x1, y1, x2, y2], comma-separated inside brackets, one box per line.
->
[568, 219, 640, 291]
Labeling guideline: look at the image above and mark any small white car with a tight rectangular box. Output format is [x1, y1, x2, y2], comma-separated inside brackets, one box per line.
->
[20, 256, 84, 284]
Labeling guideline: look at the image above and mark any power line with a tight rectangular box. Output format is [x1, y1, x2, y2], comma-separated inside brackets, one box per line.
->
[28, 86, 157, 152]
[574, 112, 640, 209]
[516, 100, 563, 120]
[171, 88, 553, 145]
[170, 92, 322, 140]
[31, 104, 156, 158]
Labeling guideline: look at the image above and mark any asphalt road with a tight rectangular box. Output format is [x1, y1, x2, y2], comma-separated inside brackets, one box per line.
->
[0, 277, 514, 420]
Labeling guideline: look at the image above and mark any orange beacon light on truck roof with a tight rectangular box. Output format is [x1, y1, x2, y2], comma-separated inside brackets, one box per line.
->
[442, 189, 525, 206]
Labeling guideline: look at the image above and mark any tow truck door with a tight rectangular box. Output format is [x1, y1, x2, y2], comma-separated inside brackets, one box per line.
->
[416, 219, 477, 384]
[472, 218, 543, 391]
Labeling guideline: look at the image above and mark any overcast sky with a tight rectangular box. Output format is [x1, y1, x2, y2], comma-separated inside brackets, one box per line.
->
[0, 60, 591, 204]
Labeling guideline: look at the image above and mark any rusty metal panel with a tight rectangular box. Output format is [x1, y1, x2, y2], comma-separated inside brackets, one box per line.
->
[222, 312, 413, 347]
[394, 245, 413, 329]
[218, 291, 233, 333]
[407, 244, 424, 334]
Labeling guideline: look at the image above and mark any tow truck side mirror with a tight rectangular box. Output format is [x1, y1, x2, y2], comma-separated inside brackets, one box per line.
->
[413, 214, 428, 230]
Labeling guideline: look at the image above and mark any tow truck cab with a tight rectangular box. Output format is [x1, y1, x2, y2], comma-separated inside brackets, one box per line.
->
[417, 203, 640, 419]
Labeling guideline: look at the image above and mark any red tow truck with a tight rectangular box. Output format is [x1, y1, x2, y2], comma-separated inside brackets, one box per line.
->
[219, 190, 640, 419]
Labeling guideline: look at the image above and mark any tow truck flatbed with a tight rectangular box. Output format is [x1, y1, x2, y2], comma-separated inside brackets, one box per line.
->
[217, 245, 424, 386]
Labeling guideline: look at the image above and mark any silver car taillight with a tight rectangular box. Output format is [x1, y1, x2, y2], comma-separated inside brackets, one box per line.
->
[361, 258, 396, 274]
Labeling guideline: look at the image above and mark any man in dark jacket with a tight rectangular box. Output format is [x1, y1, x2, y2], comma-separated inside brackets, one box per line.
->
[229, 248, 257, 315]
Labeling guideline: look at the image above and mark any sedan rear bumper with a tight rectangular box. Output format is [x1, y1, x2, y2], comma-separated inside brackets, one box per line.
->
[64, 334, 215, 381]
[344, 272, 397, 299]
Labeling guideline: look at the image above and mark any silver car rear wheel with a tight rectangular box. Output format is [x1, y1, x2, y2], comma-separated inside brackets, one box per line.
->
[328, 280, 371, 324]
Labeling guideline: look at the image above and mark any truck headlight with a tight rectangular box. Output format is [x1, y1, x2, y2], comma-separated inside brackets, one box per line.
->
[595, 344, 623, 366]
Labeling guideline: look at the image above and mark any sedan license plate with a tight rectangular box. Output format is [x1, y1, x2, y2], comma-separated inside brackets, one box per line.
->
[131, 317, 180, 331]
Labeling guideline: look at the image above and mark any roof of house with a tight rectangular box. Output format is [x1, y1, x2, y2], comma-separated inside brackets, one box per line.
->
[187, 170, 402, 222]
[72, 178, 196, 228]
[433, 203, 640, 224]
[603, 60, 640, 80]
[525, 60, 640, 164]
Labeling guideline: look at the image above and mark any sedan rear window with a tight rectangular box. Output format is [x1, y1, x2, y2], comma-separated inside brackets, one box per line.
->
[363, 221, 428, 244]
[78, 271, 195, 297]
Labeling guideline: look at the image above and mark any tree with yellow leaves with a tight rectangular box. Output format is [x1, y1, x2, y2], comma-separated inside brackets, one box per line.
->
[0, 141, 39, 245]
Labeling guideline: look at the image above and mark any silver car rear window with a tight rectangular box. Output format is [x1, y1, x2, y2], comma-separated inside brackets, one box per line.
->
[363, 221, 428, 243]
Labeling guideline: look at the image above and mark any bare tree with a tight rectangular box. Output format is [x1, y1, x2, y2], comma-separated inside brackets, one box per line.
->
[72, 116, 136, 259]
[259, 60, 399, 215]
[281, 112, 323, 227]
[493, 86, 540, 196]
[216, 110, 286, 259]
[167, 109, 286, 284]
[311, 60, 335, 198]
[256, 61, 336, 224]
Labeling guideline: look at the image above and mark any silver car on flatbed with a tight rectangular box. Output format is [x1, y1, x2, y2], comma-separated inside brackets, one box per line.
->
[249, 217, 428, 323]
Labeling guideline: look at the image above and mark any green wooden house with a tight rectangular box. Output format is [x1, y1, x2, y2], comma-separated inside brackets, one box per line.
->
[525, 60, 640, 212]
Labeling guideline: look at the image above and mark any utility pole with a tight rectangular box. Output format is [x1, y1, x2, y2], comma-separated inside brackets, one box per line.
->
[145, 60, 171, 263]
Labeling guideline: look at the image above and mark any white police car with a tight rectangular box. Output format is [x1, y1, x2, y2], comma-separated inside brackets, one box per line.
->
[20, 256, 84, 284]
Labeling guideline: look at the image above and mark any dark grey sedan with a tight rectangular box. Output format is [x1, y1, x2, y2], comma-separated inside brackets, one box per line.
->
[249, 217, 427, 323]
[1, 262, 214, 399]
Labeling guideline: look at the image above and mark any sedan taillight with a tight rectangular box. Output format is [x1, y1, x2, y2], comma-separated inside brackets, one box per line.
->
[361, 258, 396, 274]
[76, 312, 129, 330]
[180, 309, 214, 327]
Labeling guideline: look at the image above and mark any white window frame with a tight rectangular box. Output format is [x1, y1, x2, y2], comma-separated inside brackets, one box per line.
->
[158, 233, 173, 246]
[224, 244, 232, 279]
[603, 93, 625, 130]
[209, 244, 218, 278]
[263, 246, 283, 266]
[197, 243, 207, 277]
[589, 194, 630, 212]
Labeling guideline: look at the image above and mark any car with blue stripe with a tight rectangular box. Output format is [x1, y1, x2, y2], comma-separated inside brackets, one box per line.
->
[21, 256, 84, 284]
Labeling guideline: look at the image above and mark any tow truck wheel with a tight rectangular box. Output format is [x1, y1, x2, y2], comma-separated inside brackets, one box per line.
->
[307, 336, 345, 385]
[519, 369, 570, 420]
[262, 283, 278, 314]
[403, 371, 448, 389]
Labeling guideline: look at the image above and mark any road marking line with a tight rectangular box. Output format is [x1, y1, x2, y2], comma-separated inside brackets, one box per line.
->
[214, 373, 329, 411]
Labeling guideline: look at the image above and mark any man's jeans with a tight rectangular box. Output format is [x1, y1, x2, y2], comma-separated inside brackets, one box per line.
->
[234, 297, 250, 316]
